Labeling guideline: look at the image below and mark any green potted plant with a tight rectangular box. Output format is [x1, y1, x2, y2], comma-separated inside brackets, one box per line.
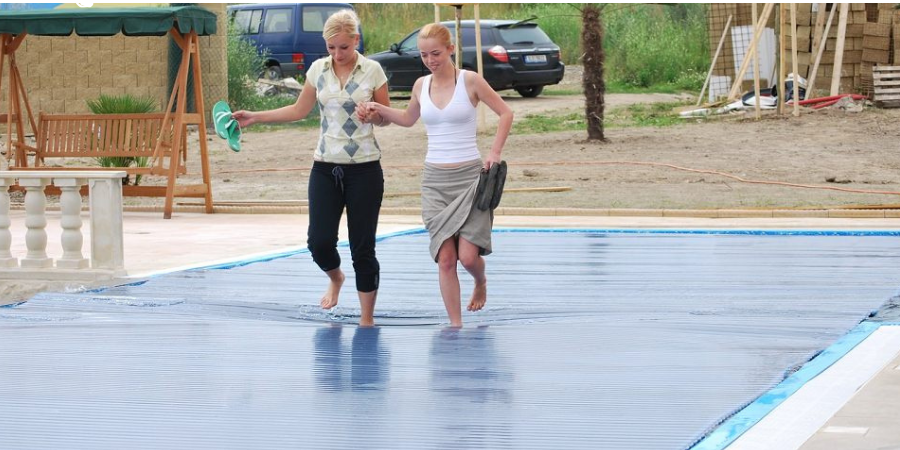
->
[85, 94, 157, 185]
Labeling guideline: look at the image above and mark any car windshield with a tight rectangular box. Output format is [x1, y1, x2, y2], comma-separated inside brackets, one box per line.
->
[399, 30, 420, 52]
[496, 24, 552, 46]
[302, 6, 346, 33]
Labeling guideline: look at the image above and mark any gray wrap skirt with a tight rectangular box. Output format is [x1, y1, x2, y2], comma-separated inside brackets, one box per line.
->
[421, 159, 493, 262]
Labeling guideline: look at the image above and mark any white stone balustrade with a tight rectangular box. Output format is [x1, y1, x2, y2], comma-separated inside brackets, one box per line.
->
[0, 171, 126, 280]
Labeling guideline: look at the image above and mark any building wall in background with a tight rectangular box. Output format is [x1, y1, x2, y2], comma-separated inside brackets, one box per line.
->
[0, 3, 226, 124]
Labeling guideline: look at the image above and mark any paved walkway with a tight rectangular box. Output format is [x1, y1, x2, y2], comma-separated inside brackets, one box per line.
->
[2, 210, 899, 449]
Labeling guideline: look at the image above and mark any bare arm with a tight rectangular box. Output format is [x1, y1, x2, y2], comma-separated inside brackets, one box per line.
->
[357, 78, 422, 128]
[470, 72, 513, 168]
[372, 82, 390, 108]
[232, 78, 318, 127]
[367, 82, 392, 126]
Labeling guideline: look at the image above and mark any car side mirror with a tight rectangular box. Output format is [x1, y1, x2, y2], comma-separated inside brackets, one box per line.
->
[390, 43, 399, 53]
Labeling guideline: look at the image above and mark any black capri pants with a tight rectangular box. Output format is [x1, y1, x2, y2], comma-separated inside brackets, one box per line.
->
[307, 160, 384, 292]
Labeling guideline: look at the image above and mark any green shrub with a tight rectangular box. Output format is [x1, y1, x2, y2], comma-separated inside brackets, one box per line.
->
[85, 93, 158, 185]
[85, 94, 157, 115]
[227, 21, 269, 111]
[226, 21, 316, 123]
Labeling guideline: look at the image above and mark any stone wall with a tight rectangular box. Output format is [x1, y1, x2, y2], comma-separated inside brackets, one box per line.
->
[0, 4, 227, 129]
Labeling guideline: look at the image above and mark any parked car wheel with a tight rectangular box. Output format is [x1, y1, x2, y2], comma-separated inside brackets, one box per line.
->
[262, 64, 284, 81]
[515, 85, 544, 98]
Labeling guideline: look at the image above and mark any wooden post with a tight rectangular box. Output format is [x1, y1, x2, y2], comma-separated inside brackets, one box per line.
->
[1, 35, 9, 165]
[474, 5, 483, 77]
[475, 4, 486, 130]
[12, 60, 37, 141]
[434, 4, 440, 23]
[698, 14, 733, 106]
[791, 3, 800, 116]
[778, 3, 785, 115]
[830, 3, 849, 96]
[10, 57, 23, 164]
[454, 5, 462, 68]
[752, 6, 761, 118]
[807, 4, 837, 97]
[0, 32, 26, 167]
[162, 31, 194, 220]
[9, 56, 27, 166]
[728, 3, 776, 100]
[190, 29, 214, 215]
[155, 28, 184, 176]
[811, 3, 827, 59]
[6, 37, 22, 165]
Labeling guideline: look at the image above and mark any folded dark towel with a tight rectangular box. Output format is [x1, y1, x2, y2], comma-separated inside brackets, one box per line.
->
[475, 160, 507, 211]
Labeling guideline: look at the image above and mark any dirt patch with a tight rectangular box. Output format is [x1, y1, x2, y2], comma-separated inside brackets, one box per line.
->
[56, 66, 897, 211]
[166, 93, 898, 211]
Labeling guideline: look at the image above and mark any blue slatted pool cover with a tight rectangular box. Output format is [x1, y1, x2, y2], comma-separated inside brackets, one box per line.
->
[2, 229, 899, 450]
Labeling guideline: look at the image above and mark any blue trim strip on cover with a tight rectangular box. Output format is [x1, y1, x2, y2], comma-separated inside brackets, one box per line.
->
[691, 322, 900, 450]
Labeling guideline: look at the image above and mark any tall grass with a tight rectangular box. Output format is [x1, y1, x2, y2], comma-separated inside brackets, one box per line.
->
[356, 3, 710, 90]
[603, 4, 709, 90]
[356, 4, 521, 55]
[517, 4, 582, 64]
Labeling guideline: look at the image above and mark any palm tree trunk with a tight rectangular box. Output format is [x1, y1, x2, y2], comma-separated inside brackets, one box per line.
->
[582, 4, 606, 141]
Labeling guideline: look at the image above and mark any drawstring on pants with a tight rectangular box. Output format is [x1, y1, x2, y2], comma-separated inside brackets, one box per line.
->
[331, 166, 345, 194]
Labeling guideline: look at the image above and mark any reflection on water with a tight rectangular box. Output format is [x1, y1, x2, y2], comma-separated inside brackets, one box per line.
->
[313, 325, 390, 392]
[430, 327, 514, 448]
[351, 327, 389, 390]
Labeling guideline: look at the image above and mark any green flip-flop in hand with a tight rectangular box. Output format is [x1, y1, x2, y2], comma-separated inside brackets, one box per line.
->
[212, 100, 242, 152]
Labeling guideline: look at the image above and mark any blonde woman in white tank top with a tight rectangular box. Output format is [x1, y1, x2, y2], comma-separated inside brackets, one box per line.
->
[357, 23, 513, 328]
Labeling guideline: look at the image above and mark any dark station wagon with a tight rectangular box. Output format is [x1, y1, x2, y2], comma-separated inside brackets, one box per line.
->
[369, 19, 565, 97]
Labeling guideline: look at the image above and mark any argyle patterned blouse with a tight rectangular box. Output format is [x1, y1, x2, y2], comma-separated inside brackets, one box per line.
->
[306, 52, 388, 164]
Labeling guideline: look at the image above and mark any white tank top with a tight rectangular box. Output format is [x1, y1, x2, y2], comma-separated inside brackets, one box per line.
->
[420, 70, 481, 164]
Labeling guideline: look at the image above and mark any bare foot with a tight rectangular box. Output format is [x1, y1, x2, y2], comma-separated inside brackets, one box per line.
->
[320, 271, 345, 310]
[466, 281, 487, 312]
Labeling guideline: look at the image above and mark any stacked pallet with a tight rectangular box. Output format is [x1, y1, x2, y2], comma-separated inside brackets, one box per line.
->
[894, 9, 900, 65]
[877, 7, 900, 109]
[814, 4, 866, 95]
[861, 22, 892, 95]
[784, 4, 813, 79]
[873, 66, 900, 107]
[706, 3, 900, 101]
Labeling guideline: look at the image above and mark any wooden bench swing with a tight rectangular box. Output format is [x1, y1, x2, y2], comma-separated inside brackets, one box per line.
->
[0, 6, 216, 219]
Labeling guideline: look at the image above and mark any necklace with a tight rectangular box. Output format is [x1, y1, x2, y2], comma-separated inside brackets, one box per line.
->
[334, 54, 357, 88]
[429, 67, 458, 96]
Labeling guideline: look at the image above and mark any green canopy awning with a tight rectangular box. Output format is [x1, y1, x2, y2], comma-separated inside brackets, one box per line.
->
[0, 6, 217, 37]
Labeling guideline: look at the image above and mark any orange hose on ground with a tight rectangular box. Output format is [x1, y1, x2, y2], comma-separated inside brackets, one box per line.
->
[214, 160, 900, 197]
[518, 160, 900, 197]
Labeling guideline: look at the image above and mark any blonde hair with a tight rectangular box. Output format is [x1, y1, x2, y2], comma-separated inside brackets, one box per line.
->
[323, 9, 360, 40]
[418, 23, 453, 48]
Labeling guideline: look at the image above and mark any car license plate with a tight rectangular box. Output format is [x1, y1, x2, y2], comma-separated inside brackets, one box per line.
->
[524, 54, 547, 64]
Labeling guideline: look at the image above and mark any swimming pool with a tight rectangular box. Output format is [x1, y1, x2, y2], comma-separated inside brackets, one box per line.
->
[1, 229, 898, 449]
